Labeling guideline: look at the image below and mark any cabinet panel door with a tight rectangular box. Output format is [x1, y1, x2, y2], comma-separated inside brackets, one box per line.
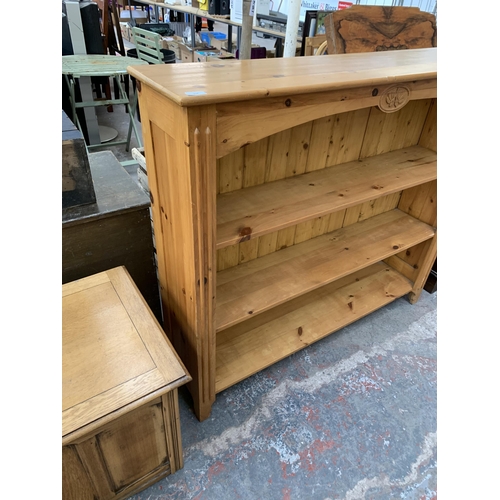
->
[96, 398, 168, 491]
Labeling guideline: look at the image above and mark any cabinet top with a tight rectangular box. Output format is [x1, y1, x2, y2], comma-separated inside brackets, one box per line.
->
[62, 266, 191, 442]
[127, 48, 436, 107]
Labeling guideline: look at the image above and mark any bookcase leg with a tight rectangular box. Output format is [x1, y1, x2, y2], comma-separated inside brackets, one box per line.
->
[409, 233, 437, 304]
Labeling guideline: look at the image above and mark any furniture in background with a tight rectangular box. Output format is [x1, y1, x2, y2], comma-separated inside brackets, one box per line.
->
[62, 54, 148, 155]
[62, 111, 96, 209]
[124, 27, 176, 119]
[115, 0, 151, 24]
[62, 0, 105, 145]
[96, 0, 126, 56]
[126, 0, 302, 56]
[132, 26, 169, 63]
[62, 145, 162, 322]
[62, 266, 191, 500]
[323, 5, 437, 55]
[303, 34, 327, 56]
[128, 48, 437, 421]
[300, 9, 334, 56]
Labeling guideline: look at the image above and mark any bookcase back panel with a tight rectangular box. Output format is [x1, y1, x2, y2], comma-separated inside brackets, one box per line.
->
[216, 99, 434, 272]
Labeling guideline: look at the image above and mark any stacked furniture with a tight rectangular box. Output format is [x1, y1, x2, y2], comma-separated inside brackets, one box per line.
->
[128, 48, 437, 421]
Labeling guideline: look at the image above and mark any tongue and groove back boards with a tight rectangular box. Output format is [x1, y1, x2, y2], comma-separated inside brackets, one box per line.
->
[216, 98, 436, 272]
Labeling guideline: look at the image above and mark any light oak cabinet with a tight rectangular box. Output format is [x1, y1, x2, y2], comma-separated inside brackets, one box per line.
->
[62, 267, 191, 499]
[128, 48, 437, 421]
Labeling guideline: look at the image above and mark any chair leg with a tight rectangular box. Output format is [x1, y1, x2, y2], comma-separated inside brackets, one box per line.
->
[132, 77, 140, 123]
[113, 78, 120, 112]
[113, 75, 142, 151]
[105, 80, 113, 112]
[121, 75, 129, 113]
[124, 75, 130, 101]
[94, 82, 103, 99]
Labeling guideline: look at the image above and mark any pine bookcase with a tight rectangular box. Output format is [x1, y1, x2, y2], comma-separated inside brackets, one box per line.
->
[128, 48, 437, 421]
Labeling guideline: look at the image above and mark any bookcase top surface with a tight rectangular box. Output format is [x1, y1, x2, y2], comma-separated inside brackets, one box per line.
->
[127, 48, 436, 107]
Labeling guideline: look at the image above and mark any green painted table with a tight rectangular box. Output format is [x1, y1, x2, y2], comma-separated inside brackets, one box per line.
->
[62, 54, 148, 153]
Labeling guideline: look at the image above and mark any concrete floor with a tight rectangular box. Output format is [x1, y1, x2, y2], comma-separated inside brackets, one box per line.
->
[135, 291, 437, 500]
[81, 56, 437, 500]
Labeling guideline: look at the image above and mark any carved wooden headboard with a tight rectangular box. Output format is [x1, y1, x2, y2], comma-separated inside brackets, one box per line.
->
[324, 6, 437, 55]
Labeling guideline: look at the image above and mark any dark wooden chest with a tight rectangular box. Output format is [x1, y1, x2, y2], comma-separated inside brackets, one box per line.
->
[62, 150, 162, 322]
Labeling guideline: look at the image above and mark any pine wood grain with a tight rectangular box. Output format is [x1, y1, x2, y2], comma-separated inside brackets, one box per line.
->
[285, 121, 313, 177]
[218, 148, 244, 193]
[127, 48, 437, 107]
[265, 128, 292, 182]
[138, 82, 217, 421]
[326, 108, 371, 167]
[217, 145, 436, 249]
[418, 98, 437, 152]
[132, 49, 438, 421]
[343, 192, 402, 227]
[216, 262, 412, 392]
[305, 116, 334, 172]
[242, 138, 269, 187]
[216, 80, 436, 158]
[360, 99, 432, 158]
[216, 209, 435, 332]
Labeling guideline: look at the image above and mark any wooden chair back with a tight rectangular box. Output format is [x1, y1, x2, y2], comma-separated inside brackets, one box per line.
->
[132, 27, 165, 64]
[323, 6, 437, 55]
[304, 35, 327, 56]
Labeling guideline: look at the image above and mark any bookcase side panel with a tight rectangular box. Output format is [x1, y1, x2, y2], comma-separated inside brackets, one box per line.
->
[388, 99, 437, 296]
[138, 85, 217, 421]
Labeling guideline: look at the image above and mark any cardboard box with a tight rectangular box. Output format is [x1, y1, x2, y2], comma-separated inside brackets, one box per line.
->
[119, 9, 148, 25]
[176, 36, 211, 62]
[119, 22, 129, 41]
[161, 35, 184, 60]
[208, 32, 228, 51]
[179, 42, 194, 62]
[119, 22, 136, 43]
[206, 52, 236, 62]
[194, 50, 222, 62]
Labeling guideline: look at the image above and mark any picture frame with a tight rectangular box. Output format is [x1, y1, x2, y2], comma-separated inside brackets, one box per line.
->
[300, 10, 318, 56]
[300, 9, 336, 56]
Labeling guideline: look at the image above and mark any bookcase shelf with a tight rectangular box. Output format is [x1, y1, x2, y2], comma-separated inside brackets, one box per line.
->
[216, 145, 436, 249]
[216, 209, 434, 332]
[216, 262, 413, 393]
